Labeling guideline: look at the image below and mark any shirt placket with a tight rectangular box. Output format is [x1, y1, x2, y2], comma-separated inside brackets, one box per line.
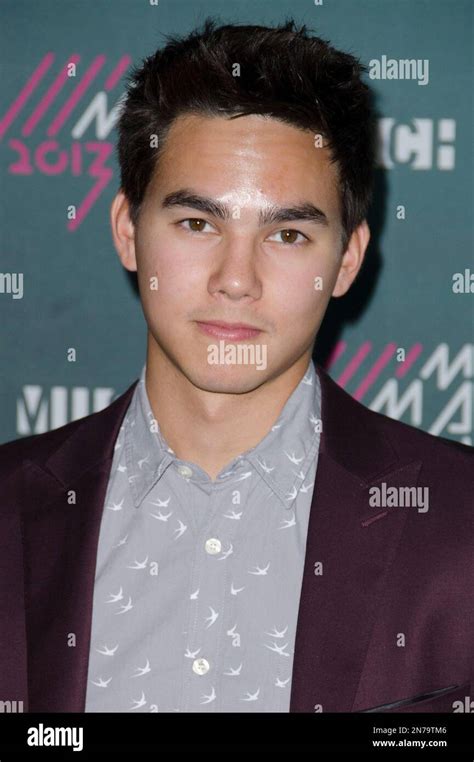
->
[180, 477, 241, 711]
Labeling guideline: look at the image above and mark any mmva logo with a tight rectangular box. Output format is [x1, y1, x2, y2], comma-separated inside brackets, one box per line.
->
[17, 385, 115, 435]
[0, 53, 132, 231]
[325, 342, 473, 445]
[378, 118, 456, 170]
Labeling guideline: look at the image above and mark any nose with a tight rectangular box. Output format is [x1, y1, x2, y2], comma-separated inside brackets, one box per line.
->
[208, 234, 263, 302]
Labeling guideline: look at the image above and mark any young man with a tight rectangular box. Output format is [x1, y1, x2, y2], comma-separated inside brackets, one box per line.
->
[1, 19, 472, 714]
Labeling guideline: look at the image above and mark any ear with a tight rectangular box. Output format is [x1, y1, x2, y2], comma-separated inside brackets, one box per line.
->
[332, 220, 371, 298]
[110, 190, 138, 272]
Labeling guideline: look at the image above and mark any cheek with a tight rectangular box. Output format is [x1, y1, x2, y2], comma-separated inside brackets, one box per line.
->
[271, 266, 330, 324]
[137, 235, 205, 307]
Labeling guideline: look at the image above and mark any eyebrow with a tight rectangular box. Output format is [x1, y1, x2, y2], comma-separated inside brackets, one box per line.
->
[161, 189, 329, 228]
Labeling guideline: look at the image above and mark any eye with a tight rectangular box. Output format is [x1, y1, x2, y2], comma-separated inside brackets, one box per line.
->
[177, 218, 214, 233]
[267, 229, 309, 245]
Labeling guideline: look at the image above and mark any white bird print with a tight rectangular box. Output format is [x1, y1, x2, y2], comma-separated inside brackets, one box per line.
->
[265, 625, 288, 639]
[256, 458, 275, 474]
[130, 691, 147, 710]
[271, 423, 281, 431]
[126, 556, 149, 569]
[227, 624, 239, 637]
[264, 641, 290, 657]
[189, 587, 199, 600]
[230, 583, 245, 595]
[299, 481, 314, 494]
[302, 373, 313, 385]
[241, 688, 260, 701]
[249, 563, 270, 575]
[284, 451, 304, 465]
[293, 469, 305, 480]
[224, 663, 242, 676]
[184, 647, 201, 659]
[173, 519, 187, 539]
[309, 412, 321, 428]
[218, 542, 233, 560]
[149, 497, 171, 508]
[285, 486, 298, 501]
[275, 677, 291, 687]
[116, 596, 133, 614]
[91, 676, 112, 688]
[106, 499, 124, 512]
[223, 510, 242, 520]
[150, 510, 173, 522]
[200, 687, 216, 705]
[106, 587, 123, 603]
[113, 534, 128, 549]
[117, 464, 127, 473]
[128, 474, 139, 484]
[279, 514, 296, 529]
[233, 471, 252, 482]
[137, 455, 150, 469]
[96, 644, 119, 656]
[204, 606, 219, 628]
[131, 659, 151, 677]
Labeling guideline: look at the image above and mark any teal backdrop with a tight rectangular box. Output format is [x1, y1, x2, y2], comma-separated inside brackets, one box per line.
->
[1, 0, 472, 444]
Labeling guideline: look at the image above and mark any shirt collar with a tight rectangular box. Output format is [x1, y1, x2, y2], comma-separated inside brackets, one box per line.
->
[123, 358, 322, 511]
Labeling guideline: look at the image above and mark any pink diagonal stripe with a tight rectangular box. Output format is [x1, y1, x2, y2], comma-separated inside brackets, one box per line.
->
[336, 341, 372, 388]
[0, 53, 54, 140]
[324, 340, 346, 370]
[395, 343, 423, 378]
[22, 54, 81, 136]
[47, 55, 106, 136]
[105, 55, 132, 90]
[353, 343, 397, 401]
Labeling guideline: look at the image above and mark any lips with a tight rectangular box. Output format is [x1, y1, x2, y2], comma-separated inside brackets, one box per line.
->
[195, 320, 262, 341]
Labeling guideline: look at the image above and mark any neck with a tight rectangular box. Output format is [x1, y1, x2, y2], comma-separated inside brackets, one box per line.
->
[144, 335, 313, 481]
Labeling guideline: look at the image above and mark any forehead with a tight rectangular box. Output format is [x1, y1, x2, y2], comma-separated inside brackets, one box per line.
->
[146, 113, 341, 213]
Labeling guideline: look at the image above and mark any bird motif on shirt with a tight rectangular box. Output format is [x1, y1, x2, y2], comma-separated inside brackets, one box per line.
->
[106, 499, 124, 512]
[126, 556, 149, 569]
[173, 519, 187, 539]
[241, 688, 260, 701]
[204, 607, 219, 628]
[115, 596, 133, 614]
[91, 676, 112, 688]
[96, 644, 119, 656]
[106, 587, 123, 603]
[200, 687, 216, 705]
[248, 563, 270, 575]
[131, 659, 151, 677]
[130, 691, 147, 709]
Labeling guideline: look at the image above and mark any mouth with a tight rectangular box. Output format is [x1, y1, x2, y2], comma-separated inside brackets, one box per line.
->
[195, 320, 263, 341]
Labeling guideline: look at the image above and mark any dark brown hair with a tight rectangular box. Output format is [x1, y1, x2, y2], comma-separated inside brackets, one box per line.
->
[117, 17, 377, 249]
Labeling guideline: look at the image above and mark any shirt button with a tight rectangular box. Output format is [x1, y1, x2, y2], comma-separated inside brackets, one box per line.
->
[177, 464, 193, 479]
[205, 538, 222, 555]
[192, 658, 210, 675]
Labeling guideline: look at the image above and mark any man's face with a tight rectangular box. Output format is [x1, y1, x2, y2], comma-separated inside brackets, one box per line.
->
[113, 113, 368, 393]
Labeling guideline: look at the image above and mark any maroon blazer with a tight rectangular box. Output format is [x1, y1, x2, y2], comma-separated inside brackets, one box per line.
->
[1, 364, 473, 713]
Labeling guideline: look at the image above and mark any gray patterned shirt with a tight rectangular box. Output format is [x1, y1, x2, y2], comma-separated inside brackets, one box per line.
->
[85, 358, 322, 712]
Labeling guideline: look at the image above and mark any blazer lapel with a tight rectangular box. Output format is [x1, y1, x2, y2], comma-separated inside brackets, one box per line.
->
[289, 365, 422, 712]
[21, 381, 138, 712]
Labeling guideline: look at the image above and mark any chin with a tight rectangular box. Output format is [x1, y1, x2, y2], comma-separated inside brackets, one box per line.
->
[186, 364, 270, 394]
